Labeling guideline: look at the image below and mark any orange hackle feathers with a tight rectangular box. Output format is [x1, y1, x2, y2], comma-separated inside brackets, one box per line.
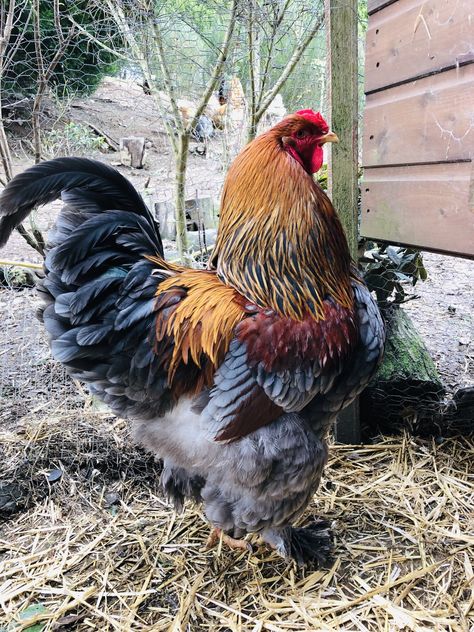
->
[151, 262, 246, 389]
[210, 114, 354, 321]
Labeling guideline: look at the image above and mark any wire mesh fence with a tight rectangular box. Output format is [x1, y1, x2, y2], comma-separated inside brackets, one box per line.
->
[0, 287, 82, 426]
[1, 257, 472, 443]
[1, 1, 328, 186]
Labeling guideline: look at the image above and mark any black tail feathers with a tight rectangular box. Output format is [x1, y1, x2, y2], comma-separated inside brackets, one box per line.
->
[0, 157, 162, 254]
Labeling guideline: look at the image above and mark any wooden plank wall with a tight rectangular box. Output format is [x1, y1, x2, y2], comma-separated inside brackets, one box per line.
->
[361, 0, 474, 258]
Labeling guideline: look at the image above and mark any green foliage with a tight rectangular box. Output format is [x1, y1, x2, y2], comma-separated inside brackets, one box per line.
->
[361, 244, 428, 308]
[42, 122, 106, 158]
[3, 1, 121, 99]
[358, 0, 368, 29]
[131, 0, 232, 98]
[130, 0, 325, 111]
[3, 603, 48, 631]
[316, 163, 328, 189]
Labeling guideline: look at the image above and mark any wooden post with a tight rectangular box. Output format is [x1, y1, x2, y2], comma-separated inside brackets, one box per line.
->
[326, 0, 360, 443]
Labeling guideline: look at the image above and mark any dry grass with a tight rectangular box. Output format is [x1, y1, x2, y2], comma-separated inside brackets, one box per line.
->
[0, 414, 472, 631]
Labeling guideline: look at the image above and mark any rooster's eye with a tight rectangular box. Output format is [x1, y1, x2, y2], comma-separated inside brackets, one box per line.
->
[295, 130, 308, 139]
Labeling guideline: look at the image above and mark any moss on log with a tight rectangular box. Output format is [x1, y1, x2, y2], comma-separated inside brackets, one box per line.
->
[361, 306, 445, 435]
[376, 306, 443, 385]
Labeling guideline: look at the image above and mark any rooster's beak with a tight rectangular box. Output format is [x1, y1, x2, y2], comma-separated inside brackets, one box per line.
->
[318, 131, 339, 145]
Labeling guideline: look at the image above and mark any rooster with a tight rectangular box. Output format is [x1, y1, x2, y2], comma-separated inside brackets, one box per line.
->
[0, 110, 384, 565]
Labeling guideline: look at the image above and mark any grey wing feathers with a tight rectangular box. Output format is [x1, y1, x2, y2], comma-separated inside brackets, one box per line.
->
[200, 339, 267, 440]
[201, 279, 384, 442]
[255, 361, 337, 412]
[199, 275, 384, 443]
[306, 280, 385, 418]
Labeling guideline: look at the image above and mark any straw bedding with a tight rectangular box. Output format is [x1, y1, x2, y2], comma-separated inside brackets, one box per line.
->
[0, 412, 472, 631]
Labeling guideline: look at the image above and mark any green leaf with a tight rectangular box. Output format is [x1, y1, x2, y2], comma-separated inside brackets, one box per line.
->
[360, 241, 428, 308]
[7, 604, 48, 631]
[386, 246, 402, 265]
[19, 605, 47, 621]
[394, 271, 412, 282]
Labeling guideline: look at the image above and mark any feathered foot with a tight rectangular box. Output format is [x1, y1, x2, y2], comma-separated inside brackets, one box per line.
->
[206, 527, 253, 552]
[262, 519, 333, 567]
[160, 464, 205, 512]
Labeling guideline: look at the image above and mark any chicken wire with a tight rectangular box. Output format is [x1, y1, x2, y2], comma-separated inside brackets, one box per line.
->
[1, 0, 329, 202]
[0, 0, 326, 428]
[0, 286, 85, 429]
[0, 233, 472, 438]
[361, 254, 473, 437]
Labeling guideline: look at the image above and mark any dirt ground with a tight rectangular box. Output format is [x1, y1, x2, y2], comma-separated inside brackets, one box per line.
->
[402, 253, 473, 395]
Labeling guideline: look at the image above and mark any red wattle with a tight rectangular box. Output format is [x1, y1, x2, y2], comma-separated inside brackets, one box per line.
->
[287, 145, 323, 175]
[310, 146, 324, 174]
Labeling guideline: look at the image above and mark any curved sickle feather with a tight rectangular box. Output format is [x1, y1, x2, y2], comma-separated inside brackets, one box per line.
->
[0, 157, 160, 252]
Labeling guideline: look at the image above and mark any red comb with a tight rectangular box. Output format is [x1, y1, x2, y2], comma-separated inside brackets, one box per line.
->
[296, 109, 329, 133]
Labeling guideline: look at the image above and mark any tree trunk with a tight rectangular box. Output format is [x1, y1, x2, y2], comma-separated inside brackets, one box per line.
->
[247, 118, 258, 142]
[0, 91, 13, 182]
[371, 306, 444, 389]
[120, 137, 145, 168]
[247, 5, 261, 143]
[32, 97, 44, 164]
[174, 134, 190, 259]
[0, 0, 15, 183]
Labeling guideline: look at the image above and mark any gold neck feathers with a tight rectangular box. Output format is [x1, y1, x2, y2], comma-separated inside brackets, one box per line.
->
[210, 129, 354, 321]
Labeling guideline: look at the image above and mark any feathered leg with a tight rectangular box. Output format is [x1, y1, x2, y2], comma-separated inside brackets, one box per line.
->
[262, 519, 333, 566]
[160, 463, 205, 512]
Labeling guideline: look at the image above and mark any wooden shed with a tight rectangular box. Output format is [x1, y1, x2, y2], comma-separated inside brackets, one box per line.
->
[361, 0, 474, 259]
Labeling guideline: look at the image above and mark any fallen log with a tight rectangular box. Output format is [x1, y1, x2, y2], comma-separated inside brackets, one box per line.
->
[85, 123, 119, 152]
[361, 305, 445, 436]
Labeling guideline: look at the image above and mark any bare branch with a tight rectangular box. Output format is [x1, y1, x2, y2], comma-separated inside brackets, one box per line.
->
[31, 16, 76, 163]
[32, 0, 45, 80]
[256, 11, 324, 122]
[248, 0, 257, 126]
[178, 15, 221, 55]
[257, 0, 291, 102]
[152, 20, 185, 135]
[0, 0, 17, 181]
[16, 223, 44, 255]
[187, 0, 238, 134]
[67, 15, 133, 63]
[0, 0, 16, 57]
[41, 28, 76, 86]
[54, 0, 64, 45]
[3, 2, 32, 74]
[0, 129, 13, 181]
